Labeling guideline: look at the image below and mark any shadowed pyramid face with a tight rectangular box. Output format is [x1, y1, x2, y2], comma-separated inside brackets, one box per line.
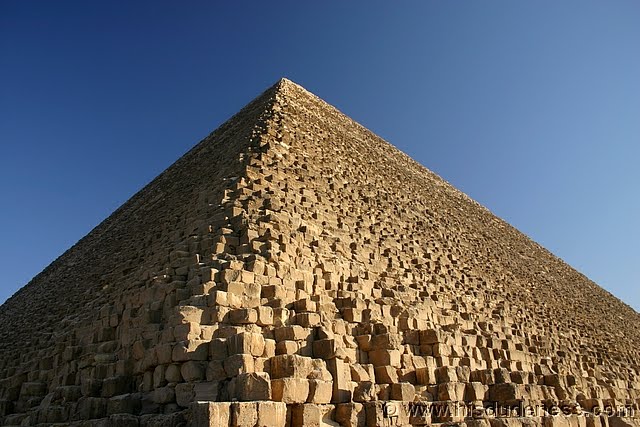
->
[0, 78, 638, 426]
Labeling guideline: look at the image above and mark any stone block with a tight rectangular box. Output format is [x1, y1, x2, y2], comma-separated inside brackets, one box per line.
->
[180, 361, 206, 381]
[173, 322, 201, 341]
[165, 364, 182, 383]
[231, 401, 258, 427]
[336, 402, 366, 427]
[191, 401, 231, 427]
[152, 386, 175, 404]
[274, 325, 310, 342]
[374, 366, 398, 384]
[175, 382, 194, 408]
[227, 332, 265, 357]
[437, 381, 466, 401]
[275, 339, 299, 355]
[235, 372, 271, 401]
[172, 340, 208, 362]
[291, 403, 336, 427]
[466, 381, 489, 401]
[420, 329, 445, 344]
[368, 349, 401, 367]
[257, 306, 274, 326]
[435, 366, 458, 383]
[256, 401, 287, 427]
[371, 333, 402, 349]
[194, 382, 219, 401]
[353, 381, 377, 402]
[327, 357, 352, 403]
[271, 378, 310, 403]
[391, 382, 415, 401]
[228, 308, 258, 324]
[224, 354, 255, 377]
[313, 338, 337, 359]
[270, 354, 313, 379]
[489, 383, 526, 402]
[308, 379, 333, 404]
[210, 338, 228, 360]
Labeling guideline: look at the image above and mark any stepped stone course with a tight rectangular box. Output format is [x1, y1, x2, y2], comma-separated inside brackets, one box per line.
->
[0, 78, 638, 427]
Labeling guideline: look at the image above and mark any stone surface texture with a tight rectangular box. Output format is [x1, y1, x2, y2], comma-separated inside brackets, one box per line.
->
[0, 78, 638, 426]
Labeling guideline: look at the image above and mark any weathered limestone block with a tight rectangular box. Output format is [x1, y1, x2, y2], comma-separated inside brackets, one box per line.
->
[176, 305, 204, 324]
[312, 338, 337, 359]
[228, 308, 258, 324]
[172, 340, 208, 362]
[231, 401, 258, 427]
[224, 354, 255, 377]
[175, 382, 194, 407]
[308, 379, 333, 404]
[489, 382, 527, 402]
[152, 386, 175, 404]
[371, 333, 403, 349]
[107, 413, 140, 426]
[180, 361, 206, 381]
[291, 403, 336, 427]
[173, 322, 201, 341]
[191, 401, 231, 427]
[275, 339, 299, 355]
[435, 366, 459, 383]
[270, 354, 313, 379]
[165, 364, 182, 383]
[336, 402, 366, 427]
[274, 325, 310, 342]
[228, 332, 265, 357]
[420, 328, 446, 345]
[350, 364, 372, 382]
[353, 381, 377, 402]
[368, 349, 401, 367]
[210, 338, 228, 360]
[391, 382, 415, 401]
[327, 357, 352, 403]
[294, 312, 322, 327]
[256, 401, 287, 427]
[271, 378, 309, 403]
[257, 306, 274, 326]
[235, 372, 272, 401]
[193, 381, 219, 402]
[467, 381, 490, 401]
[101, 376, 132, 398]
[374, 365, 398, 384]
[438, 381, 466, 401]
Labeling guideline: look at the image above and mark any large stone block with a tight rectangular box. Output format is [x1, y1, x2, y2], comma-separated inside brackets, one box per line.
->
[256, 401, 287, 427]
[231, 401, 258, 427]
[368, 349, 401, 367]
[270, 354, 313, 379]
[228, 332, 265, 357]
[224, 354, 255, 377]
[191, 401, 231, 427]
[291, 403, 336, 427]
[235, 372, 272, 401]
[327, 357, 352, 403]
[308, 379, 333, 404]
[271, 378, 310, 403]
[336, 402, 366, 427]
[172, 340, 209, 362]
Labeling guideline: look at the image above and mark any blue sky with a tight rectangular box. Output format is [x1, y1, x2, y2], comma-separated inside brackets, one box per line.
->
[1, 1, 638, 310]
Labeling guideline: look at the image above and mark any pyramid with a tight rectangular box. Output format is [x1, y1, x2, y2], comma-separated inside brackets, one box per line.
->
[0, 78, 638, 427]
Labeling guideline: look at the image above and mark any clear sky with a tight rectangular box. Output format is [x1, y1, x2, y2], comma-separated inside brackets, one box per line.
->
[1, 1, 638, 311]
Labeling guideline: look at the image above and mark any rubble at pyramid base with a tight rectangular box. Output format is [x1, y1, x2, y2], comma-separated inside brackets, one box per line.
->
[0, 79, 638, 426]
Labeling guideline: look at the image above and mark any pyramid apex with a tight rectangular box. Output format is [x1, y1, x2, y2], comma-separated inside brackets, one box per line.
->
[273, 76, 299, 91]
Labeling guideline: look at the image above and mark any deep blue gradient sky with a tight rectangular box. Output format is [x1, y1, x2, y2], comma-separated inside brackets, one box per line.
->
[1, 1, 638, 310]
